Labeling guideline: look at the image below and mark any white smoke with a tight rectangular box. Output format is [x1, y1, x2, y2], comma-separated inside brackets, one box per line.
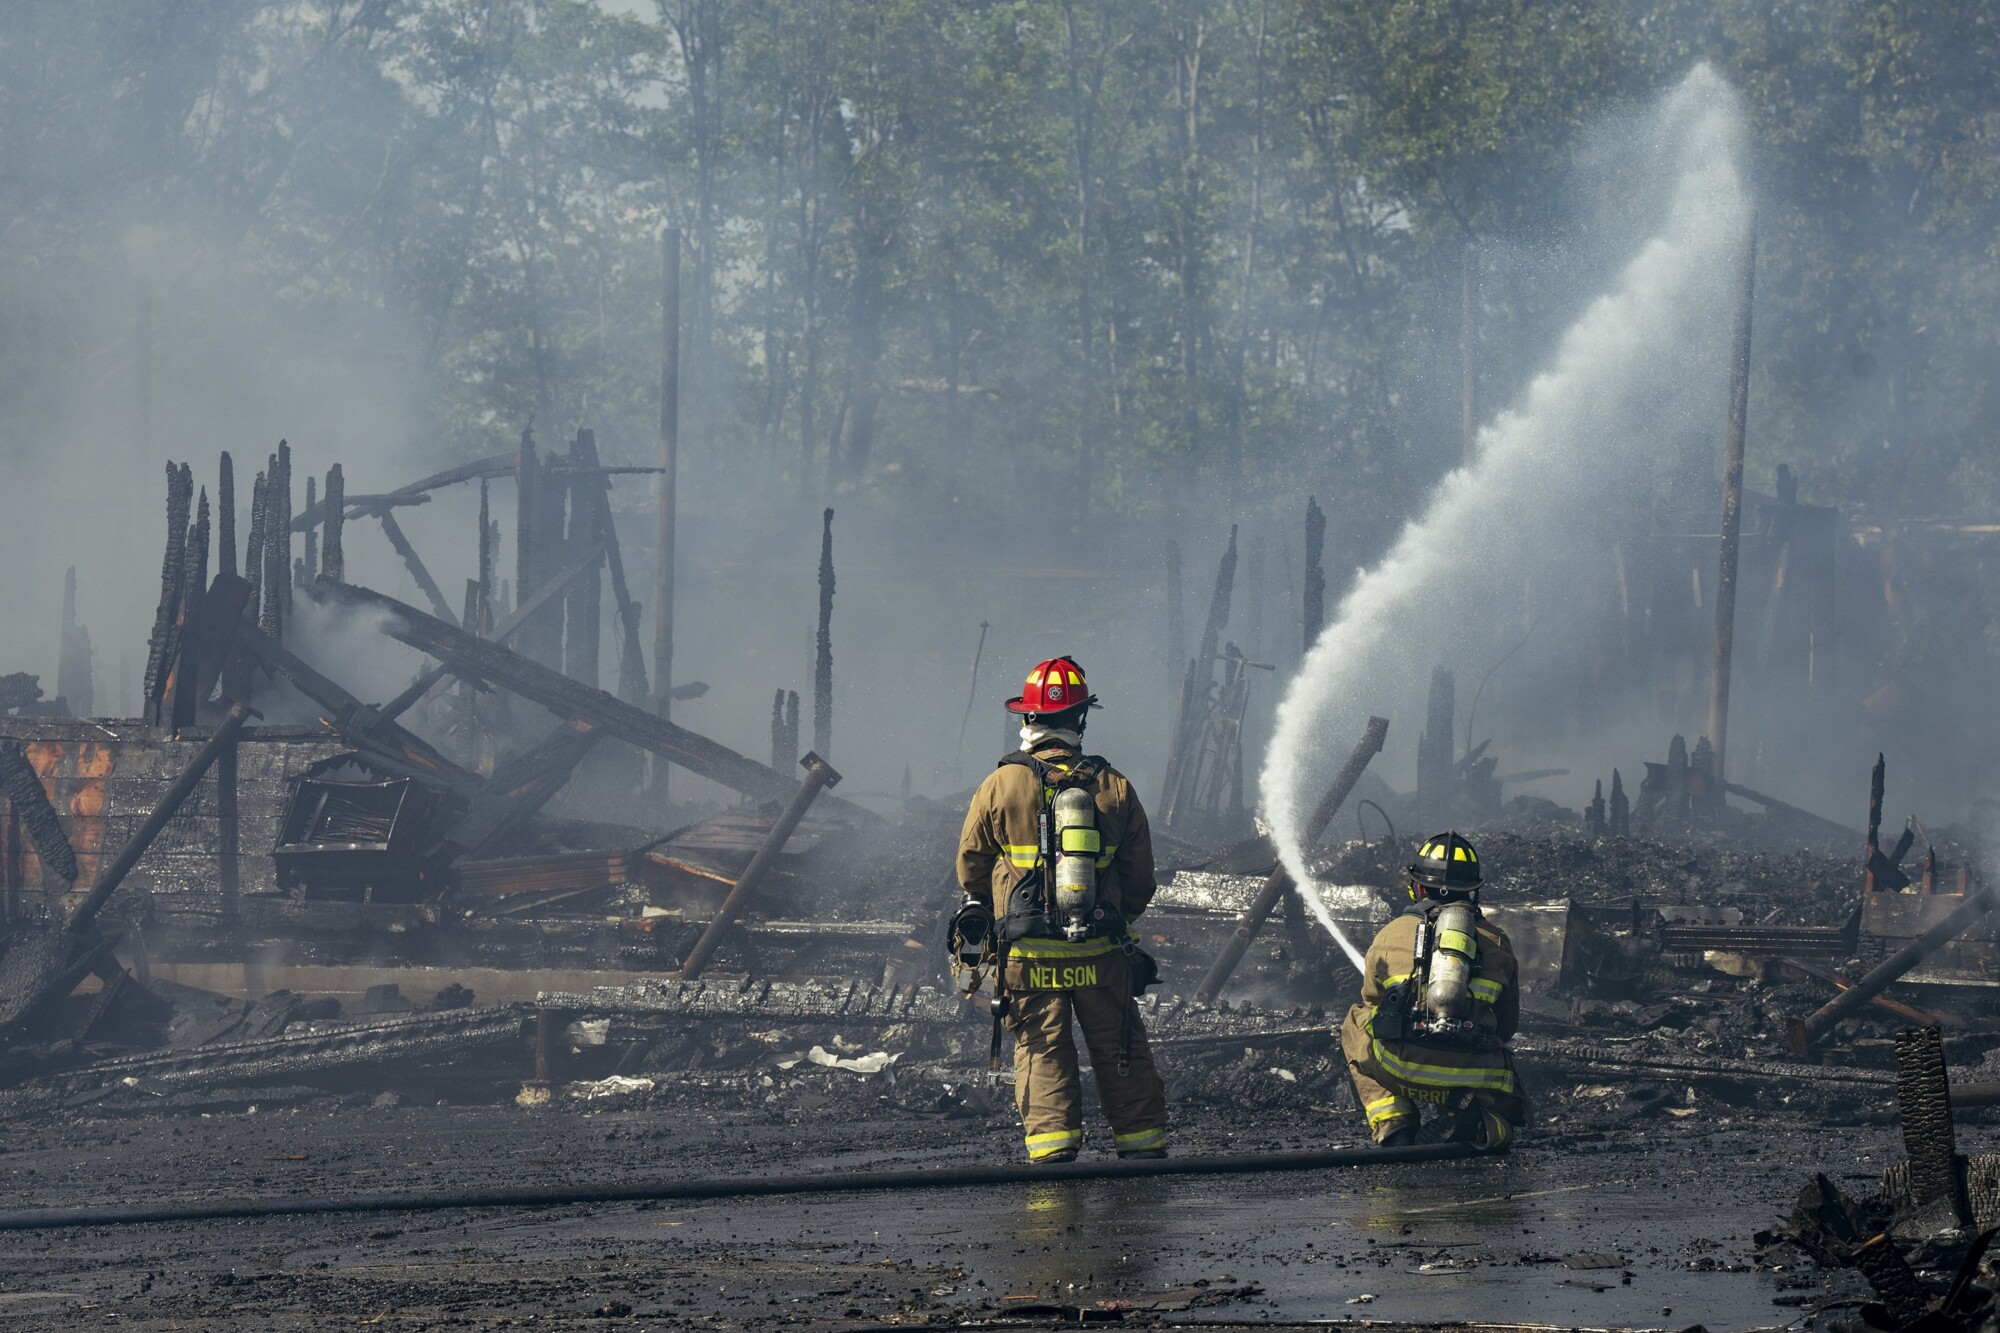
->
[1260, 66, 1751, 908]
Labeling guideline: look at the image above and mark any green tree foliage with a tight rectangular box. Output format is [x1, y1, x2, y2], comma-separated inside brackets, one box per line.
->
[5, 0, 2000, 548]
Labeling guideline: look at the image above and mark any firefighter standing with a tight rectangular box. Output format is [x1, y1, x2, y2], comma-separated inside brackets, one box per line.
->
[1340, 832, 1526, 1150]
[953, 657, 1169, 1163]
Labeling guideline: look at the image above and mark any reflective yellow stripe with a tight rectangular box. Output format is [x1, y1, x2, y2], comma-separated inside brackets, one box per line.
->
[1094, 841, 1118, 869]
[1370, 1038, 1516, 1094]
[1060, 827, 1100, 855]
[1025, 1128, 1082, 1160]
[1002, 844, 1038, 868]
[1468, 978, 1504, 1002]
[1363, 1094, 1415, 1127]
[1438, 928, 1475, 955]
[1008, 936, 1119, 959]
[1380, 972, 1417, 988]
[1113, 1126, 1167, 1152]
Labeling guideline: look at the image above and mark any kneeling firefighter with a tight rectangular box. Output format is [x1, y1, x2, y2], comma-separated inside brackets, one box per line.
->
[949, 656, 1168, 1163]
[1340, 832, 1526, 1150]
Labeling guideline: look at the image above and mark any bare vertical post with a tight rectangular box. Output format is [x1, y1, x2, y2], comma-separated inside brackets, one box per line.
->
[813, 508, 836, 757]
[303, 476, 319, 580]
[654, 226, 682, 726]
[1461, 243, 1477, 467]
[475, 479, 493, 634]
[1706, 221, 1756, 784]
[217, 453, 236, 580]
[322, 465, 345, 584]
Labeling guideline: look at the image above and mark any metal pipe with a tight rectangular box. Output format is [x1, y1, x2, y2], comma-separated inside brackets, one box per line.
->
[677, 751, 842, 979]
[1195, 715, 1388, 1004]
[67, 702, 254, 933]
[1788, 883, 2000, 1055]
[1705, 219, 1756, 783]
[0, 1140, 1481, 1233]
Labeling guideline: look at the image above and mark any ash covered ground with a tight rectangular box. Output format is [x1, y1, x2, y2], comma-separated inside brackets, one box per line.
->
[0, 801, 1990, 1331]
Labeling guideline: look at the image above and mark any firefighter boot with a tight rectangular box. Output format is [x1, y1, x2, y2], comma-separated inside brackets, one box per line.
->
[1378, 1121, 1418, 1148]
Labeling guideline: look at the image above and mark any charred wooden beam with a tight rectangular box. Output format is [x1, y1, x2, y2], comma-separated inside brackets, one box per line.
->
[371, 541, 608, 729]
[679, 752, 842, 980]
[0, 742, 76, 885]
[289, 452, 517, 531]
[259, 445, 291, 642]
[475, 479, 493, 634]
[309, 578, 843, 810]
[59, 1005, 523, 1092]
[243, 470, 267, 632]
[376, 508, 455, 623]
[142, 462, 194, 717]
[224, 593, 483, 797]
[1789, 882, 2000, 1055]
[0, 704, 257, 1031]
[563, 430, 606, 690]
[514, 430, 564, 670]
[599, 481, 649, 706]
[1893, 1025, 1968, 1226]
[1851, 1234, 1930, 1327]
[1723, 780, 1857, 841]
[1196, 716, 1388, 1004]
[303, 475, 319, 580]
[440, 720, 601, 861]
[322, 464, 345, 584]
[217, 452, 237, 580]
[814, 508, 836, 756]
[163, 489, 211, 730]
[1774, 957, 1946, 1026]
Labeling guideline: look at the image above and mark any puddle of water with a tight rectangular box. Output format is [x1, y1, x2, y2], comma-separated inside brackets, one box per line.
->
[587, 1155, 1789, 1328]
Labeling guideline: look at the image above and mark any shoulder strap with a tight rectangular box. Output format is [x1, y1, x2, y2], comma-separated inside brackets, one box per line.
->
[997, 751, 1046, 779]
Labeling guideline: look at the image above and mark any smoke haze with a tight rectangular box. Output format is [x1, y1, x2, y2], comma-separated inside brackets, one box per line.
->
[1263, 66, 1749, 888]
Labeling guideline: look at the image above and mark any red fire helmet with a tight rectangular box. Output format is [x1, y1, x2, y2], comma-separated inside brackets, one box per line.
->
[1006, 656, 1099, 716]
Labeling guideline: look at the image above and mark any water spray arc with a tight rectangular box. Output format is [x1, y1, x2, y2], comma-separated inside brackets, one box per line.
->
[1260, 66, 1752, 911]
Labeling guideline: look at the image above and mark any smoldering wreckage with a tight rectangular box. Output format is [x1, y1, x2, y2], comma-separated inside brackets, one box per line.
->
[1, 443, 1999, 1331]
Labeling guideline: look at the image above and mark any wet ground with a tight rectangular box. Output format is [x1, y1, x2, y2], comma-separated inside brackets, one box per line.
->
[0, 1093, 1938, 1331]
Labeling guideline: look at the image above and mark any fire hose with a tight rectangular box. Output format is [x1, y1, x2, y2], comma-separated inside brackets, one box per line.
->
[0, 1141, 1482, 1232]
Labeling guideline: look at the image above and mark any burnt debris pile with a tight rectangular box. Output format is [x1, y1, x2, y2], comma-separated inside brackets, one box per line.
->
[1760, 1027, 2000, 1333]
[0, 445, 1998, 1143]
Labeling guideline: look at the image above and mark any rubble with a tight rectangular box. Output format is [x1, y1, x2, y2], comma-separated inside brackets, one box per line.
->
[0, 445, 1997, 1329]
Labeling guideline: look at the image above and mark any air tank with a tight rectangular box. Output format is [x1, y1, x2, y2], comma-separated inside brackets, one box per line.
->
[1424, 901, 1478, 1020]
[1052, 787, 1099, 940]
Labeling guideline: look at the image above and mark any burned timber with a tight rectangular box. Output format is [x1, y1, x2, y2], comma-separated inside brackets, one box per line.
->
[0, 438, 1999, 1332]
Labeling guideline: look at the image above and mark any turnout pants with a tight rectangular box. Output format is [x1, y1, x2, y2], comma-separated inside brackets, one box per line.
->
[1007, 982, 1168, 1161]
[1339, 1005, 1525, 1148]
